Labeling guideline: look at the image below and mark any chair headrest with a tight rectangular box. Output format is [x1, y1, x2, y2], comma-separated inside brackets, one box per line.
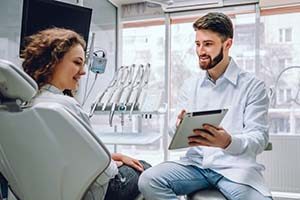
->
[0, 59, 38, 102]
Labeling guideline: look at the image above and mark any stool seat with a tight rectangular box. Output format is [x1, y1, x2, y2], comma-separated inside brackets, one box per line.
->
[189, 189, 226, 200]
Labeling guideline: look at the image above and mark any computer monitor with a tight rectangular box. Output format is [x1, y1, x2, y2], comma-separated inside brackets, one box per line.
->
[20, 0, 92, 55]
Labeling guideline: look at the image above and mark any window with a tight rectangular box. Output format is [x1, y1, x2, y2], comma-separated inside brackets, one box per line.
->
[278, 58, 293, 68]
[166, 7, 300, 136]
[279, 27, 292, 42]
[119, 4, 300, 195]
[286, 28, 292, 42]
[120, 24, 166, 165]
[120, 4, 300, 164]
[286, 88, 292, 102]
[269, 117, 290, 134]
[261, 10, 300, 135]
[278, 89, 285, 103]
[279, 28, 283, 42]
[296, 118, 300, 134]
[276, 88, 293, 104]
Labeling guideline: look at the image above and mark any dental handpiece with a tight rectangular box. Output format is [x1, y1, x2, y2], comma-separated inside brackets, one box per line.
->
[129, 64, 145, 119]
[88, 67, 121, 118]
[101, 66, 125, 111]
[109, 67, 130, 126]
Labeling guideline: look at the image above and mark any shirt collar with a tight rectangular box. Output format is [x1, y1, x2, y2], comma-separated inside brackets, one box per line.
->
[40, 84, 64, 95]
[199, 57, 241, 86]
[223, 57, 241, 86]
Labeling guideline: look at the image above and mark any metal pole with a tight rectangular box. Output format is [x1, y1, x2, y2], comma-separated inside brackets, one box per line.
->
[163, 13, 171, 161]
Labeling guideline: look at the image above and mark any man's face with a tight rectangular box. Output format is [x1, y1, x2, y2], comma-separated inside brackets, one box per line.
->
[195, 29, 228, 70]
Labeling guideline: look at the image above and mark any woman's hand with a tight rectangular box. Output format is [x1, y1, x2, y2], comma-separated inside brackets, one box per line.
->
[112, 153, 144, 172]
[114, 161, 124, 167]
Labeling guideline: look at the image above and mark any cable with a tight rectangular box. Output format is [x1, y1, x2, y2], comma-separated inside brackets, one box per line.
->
[271, 66, 300, 107]
[82, 73, 98, 106]
[82, 33, 95, 104]
[292, 78, 300, 106]
[83, 62, 91, 103]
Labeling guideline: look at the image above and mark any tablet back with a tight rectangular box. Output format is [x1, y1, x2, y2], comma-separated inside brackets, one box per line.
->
[168, 109, 228, 150]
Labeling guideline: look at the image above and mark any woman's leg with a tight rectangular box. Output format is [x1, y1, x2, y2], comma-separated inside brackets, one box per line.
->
[104, 160, 151, 200]
[0, 173, 8, 199]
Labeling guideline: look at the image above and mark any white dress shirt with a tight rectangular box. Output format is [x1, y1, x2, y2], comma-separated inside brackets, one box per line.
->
[173, 58, 271, 196]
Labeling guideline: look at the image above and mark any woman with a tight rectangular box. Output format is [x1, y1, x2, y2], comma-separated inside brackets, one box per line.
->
[21, 27, 150, 200]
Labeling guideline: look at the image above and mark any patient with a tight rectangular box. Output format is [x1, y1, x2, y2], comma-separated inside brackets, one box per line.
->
[21, 27, 150, 200]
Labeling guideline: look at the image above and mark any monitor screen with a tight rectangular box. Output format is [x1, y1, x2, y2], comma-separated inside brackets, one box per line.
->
[20, 0, 92, 55]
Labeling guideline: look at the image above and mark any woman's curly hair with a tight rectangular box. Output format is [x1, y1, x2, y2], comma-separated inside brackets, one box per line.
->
[21, 27, 86, 89]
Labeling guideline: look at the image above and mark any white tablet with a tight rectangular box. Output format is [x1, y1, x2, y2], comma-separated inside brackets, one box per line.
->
[168, 109, 228, 150]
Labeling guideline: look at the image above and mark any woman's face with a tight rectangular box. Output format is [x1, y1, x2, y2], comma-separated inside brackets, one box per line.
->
[50, 44, 86, 90]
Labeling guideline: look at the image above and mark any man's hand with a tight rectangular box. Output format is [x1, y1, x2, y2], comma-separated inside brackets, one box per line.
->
[188, 124, 232, 149]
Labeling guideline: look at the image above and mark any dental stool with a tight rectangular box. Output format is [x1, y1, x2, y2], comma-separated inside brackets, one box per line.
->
[187, 189, 226, 200]
[0, 59, 112, 200]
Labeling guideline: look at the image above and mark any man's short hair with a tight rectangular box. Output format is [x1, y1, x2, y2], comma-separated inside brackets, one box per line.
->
[193, 12, 233, 41]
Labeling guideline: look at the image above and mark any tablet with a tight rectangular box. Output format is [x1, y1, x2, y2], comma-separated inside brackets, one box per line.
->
[168, 108, 228, 150]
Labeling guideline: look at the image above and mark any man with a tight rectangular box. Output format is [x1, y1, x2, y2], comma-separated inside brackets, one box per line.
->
[138, 12, 272, 200]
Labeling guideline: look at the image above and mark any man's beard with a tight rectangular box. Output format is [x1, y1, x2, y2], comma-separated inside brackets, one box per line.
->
[199, 47, 224, 70]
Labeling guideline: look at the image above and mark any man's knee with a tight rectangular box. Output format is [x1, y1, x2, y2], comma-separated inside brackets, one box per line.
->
[139, 166, 166, 192]
[138, 169, 153, 192]
[218, 178, 270, 200]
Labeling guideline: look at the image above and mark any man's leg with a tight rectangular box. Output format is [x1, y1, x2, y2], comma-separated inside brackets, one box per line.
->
[217, 177, 273, 200]
[138, 162, 212, 200]
[104, 160, 151, 200]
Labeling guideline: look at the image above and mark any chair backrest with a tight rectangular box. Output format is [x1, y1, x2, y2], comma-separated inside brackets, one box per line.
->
[0, 59, 111, 200]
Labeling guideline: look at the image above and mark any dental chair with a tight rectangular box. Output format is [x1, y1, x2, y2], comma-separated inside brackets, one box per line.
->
[0, 59, 112, 200]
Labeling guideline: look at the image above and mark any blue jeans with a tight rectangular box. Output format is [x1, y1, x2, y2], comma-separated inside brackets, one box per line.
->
[104, 160, 151, 200]
[83, 160, 151, 200]
[138, 162, 272, 200]
[0, 173, 8, 199]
